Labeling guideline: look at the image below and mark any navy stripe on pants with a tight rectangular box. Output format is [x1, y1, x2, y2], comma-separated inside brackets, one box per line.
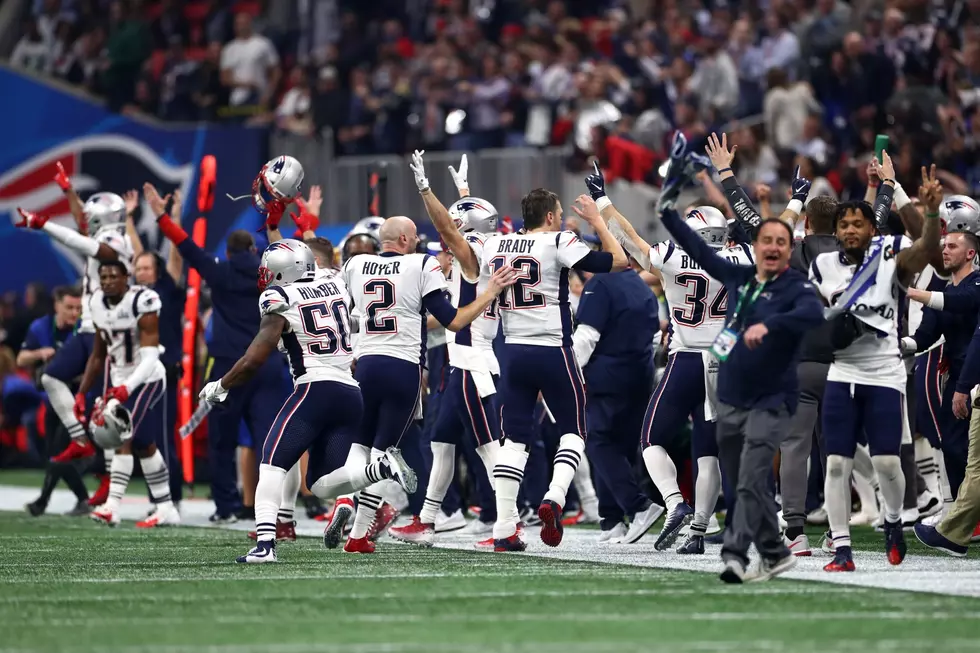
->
[641, 351, 717, 459]
[431, 368, 499, 447]
[126, 379, 166, 449]
[914, 347, 943, 448]
[355, 355, 422, 450]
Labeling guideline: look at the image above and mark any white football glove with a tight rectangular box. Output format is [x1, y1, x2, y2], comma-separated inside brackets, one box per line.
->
[409, 150, 430, 192]
[448, 153, 468, 193]
[199, 380, 230, 404]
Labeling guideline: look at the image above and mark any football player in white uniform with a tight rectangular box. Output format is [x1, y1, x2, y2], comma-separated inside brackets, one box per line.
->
[480, 186, 628, 550]
[199, 240, 416, 563]
[605, 196, 753, 553]
[810, 155, 941, 571]
[74, 260, 177, 527]
[390, 152, 506, 547]
[339, 216, 516, 553]
[17, 189, 134, 467]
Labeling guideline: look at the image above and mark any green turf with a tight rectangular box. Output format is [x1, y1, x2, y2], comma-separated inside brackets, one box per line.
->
[0, 468, 210, 499]
[0, 514, 978, 653]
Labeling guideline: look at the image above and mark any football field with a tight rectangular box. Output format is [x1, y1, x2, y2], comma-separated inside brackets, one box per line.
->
[1, 478, 979, 653]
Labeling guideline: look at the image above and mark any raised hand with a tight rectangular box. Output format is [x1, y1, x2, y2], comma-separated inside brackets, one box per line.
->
[14, 208, 49, 229]
[143, 183, 170, 218]
[918, 164, 943, 214]
[410, 149, 430, 192]
[705, 132, 737, 172]
[571, 194, 601, 226]
[54, 161, 72, 192]
[790, 165, 812, 203]
[123, 189, 140, 216]
[866, 157, 881, 186]
[171, 189, 183, 223]
[305, 185, 322, 217]
[584, 161, 606, 201]
[755, 183, 771, 204]
[879, 150, 896, 182]
[448, 154, 468, 193]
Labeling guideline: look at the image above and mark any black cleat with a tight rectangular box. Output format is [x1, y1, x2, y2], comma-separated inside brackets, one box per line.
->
[884, 519, 907, 566]
[25, 499, 47, 517]
[655, 502, 693, 551]
[66, 500, 91, 517]
[676, 534, 705, 554]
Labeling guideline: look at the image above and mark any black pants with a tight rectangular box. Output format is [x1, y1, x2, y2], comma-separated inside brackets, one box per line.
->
[37, 404, 89, 505]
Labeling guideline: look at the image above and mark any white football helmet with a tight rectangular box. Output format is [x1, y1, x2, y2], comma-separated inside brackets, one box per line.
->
[684, 206, 728, 249]
[258, 239, 316, 290]
[449, 197, 498, 234]
[250, 155, 305, 215]
[340, 216, 383, 259]
[939, 195, 980, 234]
[90, 398, 132, 450]
[83, 192, 127, 235]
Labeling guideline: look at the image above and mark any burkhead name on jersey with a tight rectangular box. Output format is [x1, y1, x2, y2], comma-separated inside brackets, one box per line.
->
[810, 234, 911, 392]
[260, 277, 357, 387]
[90, 285, 166, 389]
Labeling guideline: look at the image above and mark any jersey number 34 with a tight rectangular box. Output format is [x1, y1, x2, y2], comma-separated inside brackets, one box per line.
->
[673, 273, 727, 327]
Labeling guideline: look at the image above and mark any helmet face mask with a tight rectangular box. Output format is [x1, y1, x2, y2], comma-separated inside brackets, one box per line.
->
[258, 239, 316, 290]
[90, 398, 133, 450]
[83, 192, 127, 235]
[252, 156, 305, 215]
[685, 206, 728, 249]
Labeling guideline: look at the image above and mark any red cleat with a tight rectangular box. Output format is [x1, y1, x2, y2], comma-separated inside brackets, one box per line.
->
[88, 474, 110, 507]
[367, 503, 399, 541]
[537, 500, 564, 547]
[561, 510, 586, 526]
[388, 516, 435, 547]
[247, 520, 297, 541]
[823, 549, 856, 572]
[971, 522, 980, 543]
[52, 439, 96, 464]
[494, 533, 527, 552]
[474, 536, 494, 550]
[344, 536, 376, 554]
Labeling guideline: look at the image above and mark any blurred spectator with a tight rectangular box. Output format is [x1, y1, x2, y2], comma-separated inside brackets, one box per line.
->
[688, 31, 739, 121]
[465, 54, 512, 149]
[276, 66, 314, 136]
[103, 0, 151, 112]
[10, 20, 52, 74]
[151, 0, 189, 50]
[312, 65, 347, 144]
[760, 13, 800, 79]
[192, 41, 226, 121]
[158, 37, 199, 121]
[763, 68, 820, 154]
[220, 12, 280, 113]
[36, 0, 72, 46]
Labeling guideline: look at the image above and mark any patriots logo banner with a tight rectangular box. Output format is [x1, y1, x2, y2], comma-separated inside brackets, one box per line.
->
[0, 67, 266, 294]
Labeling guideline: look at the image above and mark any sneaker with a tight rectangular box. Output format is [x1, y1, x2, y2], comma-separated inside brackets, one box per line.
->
[922, 504, 950, 527]
[343, 536, 376, 554]
[805, 505, 828, 525]
[704, 513, 722, 535]
[624, 503, 665, 545]
[820, 530, 835, 554]
[519, 506, 542, 527]
[913, 522, 968, 557]
[744, 553, 797, 583]
[248, 520, 296, 542]
[560, 509, 588, 527]
[367, 503, 400, 541]
[25, 499, 46, 517]
[719, 559, 745, 584]
[383, 447, 417, 494]
[676, 534, 705, 554]
[461, 519, 493, 537]
[537, 500, 564, 547]
[389, 516, 435, 547]
[900, 507, 921, 530]
[494, 533, 527, 552]
[51, 439, 96, 463]
[783, 533, 812, 557]
[849, 510, 878, 527]
[598, 522, 627, 545]
[90, 506, 120, 527]
[87, 474, 110, 507]
[435, 509, 466, 533]
[208, 511, 238, 525]
[136, 504, 181, 528]
[66, 500, 91, 517]
[323, 497, 354, 549]
[917, 491, 941, 518]
[777, 510, 787, 530]
[236, 540, 276, 564]
[302, 494, 330, 521]
[824, 547, 855, 572]
[884, 518, 907, 565]
[654, 502, 693, 551]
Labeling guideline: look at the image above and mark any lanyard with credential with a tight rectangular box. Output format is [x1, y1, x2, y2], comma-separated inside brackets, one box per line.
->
[709, 278, 767, 361]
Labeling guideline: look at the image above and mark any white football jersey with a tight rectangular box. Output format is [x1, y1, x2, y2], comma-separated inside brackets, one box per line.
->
[90, 286, 166, 388]
[447, 233, 500, 374]
[259, 275, 357, 387]
[344, 252, 448, 365]
[80, 227, 135, 333]
[647, 240, 754, 352]
[481, 231, 592, 347]
[908, 264, 948, 355]
[811, 235, 912, 392]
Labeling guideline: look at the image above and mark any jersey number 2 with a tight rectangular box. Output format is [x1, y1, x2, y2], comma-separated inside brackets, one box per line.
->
[673, 273, 727, 327]
[491, 256, 545, 309]
[300, 300, 352, 355]
[363, 279, 397, 333]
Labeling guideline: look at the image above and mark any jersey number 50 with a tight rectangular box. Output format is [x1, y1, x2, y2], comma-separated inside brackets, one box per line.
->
[673, 273, 727, 327]
[491, 256, 545, 309]
[300, 300, 352, 354]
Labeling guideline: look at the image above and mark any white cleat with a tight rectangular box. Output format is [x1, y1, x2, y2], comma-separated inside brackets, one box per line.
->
[777, 510, 787, 530]
[136, 504, 181, 529]
[918, 490, 941, 518]
[623, 503, 666, 544]
[849, 510, 878, 527]
[461, 518, 493, 537]
[90, 506, 120, 527]
[579, 498, 601, 525]
[597, 522, 627, 545]
[236, 541, 277, 564]
[805, 505, 828, 525]
[922, 505, 950, 527]
[783, 533, 811, 557]
[383, 447, 417, 494]
[744, 553, 797, 583]
[435, 509, 467, 533]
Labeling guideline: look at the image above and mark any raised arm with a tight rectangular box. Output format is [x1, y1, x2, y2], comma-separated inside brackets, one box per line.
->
[14, 209, 124, 262]
[571, 194, 627, 272]
[165, 190, 185, 282]
[123, 189, 145, 257]
[146, 182, 225, 289]
[705, 132, 763, 237]
[54, 162, 88, 234]
[424, 265, 517, 332]
[896, 162, 943, 282]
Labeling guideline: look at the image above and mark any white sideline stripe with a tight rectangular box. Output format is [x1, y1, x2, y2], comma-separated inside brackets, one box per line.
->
[2, 483, 980, 597]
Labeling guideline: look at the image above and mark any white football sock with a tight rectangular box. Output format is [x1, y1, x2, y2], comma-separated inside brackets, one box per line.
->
[104, 448, 115, 472]
[105, 454, 133, 515]
[492, 439, 527, 539]
[853, 444, 875, 484]
[255, 464, 286, 543]
[420, 442, 455, 524]
[933, 447, 954, 505]
[825, 455, 854, 549]
[691, 456, 721, 535]
[41, 374, 86, 441]
[914, 438, 940, 498]
[475, 440, 498, 492]
[573, 454, 598, 516]
[310, 444, 389, 499]
[643, 445, 684, 512]
[349, 488, 383, 539]
[851, 466, 878, 517]
[279, 462, 301, 523]
[543, 434, 585, 507]
[872, 454, 904, 523]
[140, 450, 172, 509]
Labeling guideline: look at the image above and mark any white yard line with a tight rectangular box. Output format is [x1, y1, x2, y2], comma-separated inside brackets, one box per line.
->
[3, 484, 980, 598]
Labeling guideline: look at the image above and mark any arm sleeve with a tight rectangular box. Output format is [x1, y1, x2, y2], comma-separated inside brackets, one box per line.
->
[572, 250, 615, 273]
[556, 231, 596, 269]
[956, 324, 980, 393]
[661, 208, 746, 284]
[422, 290, 458, 328]
[572, 324, 602, 369]
[911, 307, 943, 352]
[872, 183, 896, 231]
[720, 176, 763, 237]
[259, 286, 291, 316]
[728, 219, 752, 246]
[764, 280, 825, 336]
